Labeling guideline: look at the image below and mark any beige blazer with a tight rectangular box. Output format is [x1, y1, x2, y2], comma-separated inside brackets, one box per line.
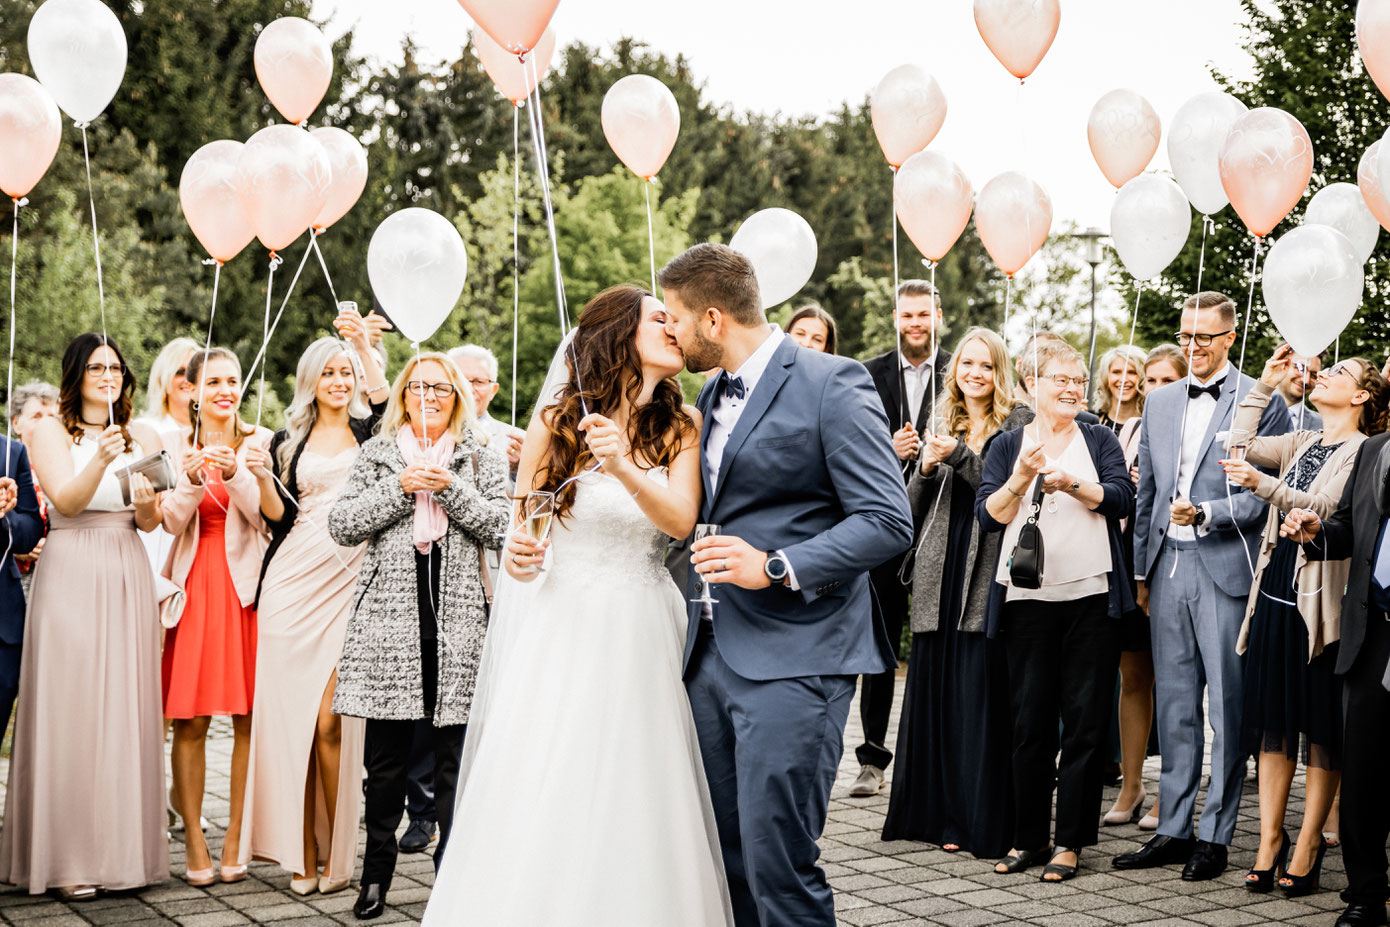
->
[1227, 381, 1362, 659]
[160, 428, 273, 608]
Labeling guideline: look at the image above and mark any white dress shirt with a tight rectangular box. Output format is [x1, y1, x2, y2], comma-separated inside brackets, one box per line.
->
[899, 350, 938, 427]
[705, 329, 784, 492]
[1171, 363, 1229, 541]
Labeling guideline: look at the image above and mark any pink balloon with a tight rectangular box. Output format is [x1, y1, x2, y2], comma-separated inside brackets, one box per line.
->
[975, 172, 1052, 276]
[0, 74, 61, 199]
[1358, 140, 1390, 233]
[475, 25, 556, 104]
[236, 125, 332, 253]
[180, 140, 256, 263]
[456, 0, 560, 56]
[310, 127, 367, 231]
[973, 0, 1061, 81]
[1358, 0, 1390, 103]
[601, 75, 680, 181]
[254, 17, 332, 125]
[894, 150, 973, 262]
[871, 65, 947, 168]
[1218, 107, 1313, 238]
[1087, 89, 1161, 189]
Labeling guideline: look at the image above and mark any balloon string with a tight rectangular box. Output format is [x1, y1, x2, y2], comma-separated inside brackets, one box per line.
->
[192, 259, 223, 449]
[929, 259, 939, 437]
[525, 54, 568, 336]
[644, 179, 657, 295]
[511, 103, 521, 429]
[1125, 281, 1143, 355]
[79, 124, 113, 423]
[309, 230, 339, 307]
[1335, 335, 1341, 366]
[1002, 275, 1013, 352]
[5, 197, 24, 477]
[1170, 215, 1213, 503]
[891, 166, 906, 427]
[244, 237, 315, 392]
[256, 252, 282, 429]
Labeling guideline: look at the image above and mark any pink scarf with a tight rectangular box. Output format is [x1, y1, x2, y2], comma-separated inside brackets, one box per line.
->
[395, 426, 456, 554]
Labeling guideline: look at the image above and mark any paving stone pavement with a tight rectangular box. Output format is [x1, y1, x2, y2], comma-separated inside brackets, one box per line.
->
[0, 672, 1349, 926]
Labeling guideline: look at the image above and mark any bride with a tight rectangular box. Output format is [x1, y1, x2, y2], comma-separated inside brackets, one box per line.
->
[422, 285, 733, 926]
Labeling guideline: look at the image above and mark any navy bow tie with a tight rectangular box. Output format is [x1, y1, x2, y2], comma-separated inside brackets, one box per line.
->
[1188, 379, 1223, 401]
[722, 375, 747, 401]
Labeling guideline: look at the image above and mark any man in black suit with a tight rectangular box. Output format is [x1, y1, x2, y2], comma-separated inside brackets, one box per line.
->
[1284, 435, 1390, 927]
[853, 280, 951, 796]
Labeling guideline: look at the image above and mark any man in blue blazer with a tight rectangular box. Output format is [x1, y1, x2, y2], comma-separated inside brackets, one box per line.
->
[660, 243, 913, 927]
[1114, 292, 1289, 879]
[0, 435, 46, 731]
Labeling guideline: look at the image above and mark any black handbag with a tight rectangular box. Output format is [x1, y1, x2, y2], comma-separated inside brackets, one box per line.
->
[1007, 477, 1047, 590]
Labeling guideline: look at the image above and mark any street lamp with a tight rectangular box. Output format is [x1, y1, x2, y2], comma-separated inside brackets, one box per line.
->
[1077, 228, 1106, 404]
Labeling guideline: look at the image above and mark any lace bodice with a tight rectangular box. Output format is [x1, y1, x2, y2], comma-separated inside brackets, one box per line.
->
[294, 447, 359, 525]
[545, 467, 673, 589]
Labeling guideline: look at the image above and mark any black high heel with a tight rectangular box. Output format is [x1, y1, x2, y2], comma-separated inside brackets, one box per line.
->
[1279, 837, 1329, 897]
[1244, 829, 1289, 893]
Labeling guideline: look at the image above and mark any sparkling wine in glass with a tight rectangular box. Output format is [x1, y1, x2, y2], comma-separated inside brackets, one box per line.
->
[1229, 443, 1248, 462]
[201, 429, 225, 467]
[691, 523, 722, 606]
[523, 491, 556, 573]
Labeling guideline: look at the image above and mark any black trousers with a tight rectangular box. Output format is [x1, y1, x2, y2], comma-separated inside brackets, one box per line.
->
[1341, 609, 1390, 906]
[362, 717, 464, 884]
[1002, 593, 1118, 850]
[857, 557, 907, 769]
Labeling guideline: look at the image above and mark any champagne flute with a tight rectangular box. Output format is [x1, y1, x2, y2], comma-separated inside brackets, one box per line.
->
[523, 490, 556, 573]
[691, 523, 722, 606]
[201, 429, 225, 469]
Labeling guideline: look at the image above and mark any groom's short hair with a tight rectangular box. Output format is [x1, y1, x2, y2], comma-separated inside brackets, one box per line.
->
[658, 243, 763, 327]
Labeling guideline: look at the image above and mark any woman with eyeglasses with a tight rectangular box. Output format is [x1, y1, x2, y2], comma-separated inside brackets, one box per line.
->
[977, 338, 1135, 883]
[1219, 345, 1389, 897]
[233, 311, 388, 895]
[328, 352, 508, 919]
[1092, 345, 1147, 433]
[0, 334, 168, 898]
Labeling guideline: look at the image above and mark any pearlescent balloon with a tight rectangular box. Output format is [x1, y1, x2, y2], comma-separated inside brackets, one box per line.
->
[1110, 174, 1191, 282]
[1304, 182, 1380, 263]
[27, 0, 127, 123]
[1262, 225, 1363, 357]
[1167, 91, 1248, 215]
[729, 208, 818, 310]
[367, 208, 469, 343]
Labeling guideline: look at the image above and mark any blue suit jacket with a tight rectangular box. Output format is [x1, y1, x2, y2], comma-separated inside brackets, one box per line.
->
[684, 338, 914, 681]
[1134, 370, 1290, 598]
[0, 438, 45, 646]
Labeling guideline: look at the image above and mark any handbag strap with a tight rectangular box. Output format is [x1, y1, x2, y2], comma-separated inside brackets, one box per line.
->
[470, 452, 494, 606]
[1024, 474, 1046, 524]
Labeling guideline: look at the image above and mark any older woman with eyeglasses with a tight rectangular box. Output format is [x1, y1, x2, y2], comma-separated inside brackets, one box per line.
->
[976, 338, 1135, 883]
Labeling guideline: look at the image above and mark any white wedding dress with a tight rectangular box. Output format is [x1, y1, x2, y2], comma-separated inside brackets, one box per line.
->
[422, 467, 734, 927]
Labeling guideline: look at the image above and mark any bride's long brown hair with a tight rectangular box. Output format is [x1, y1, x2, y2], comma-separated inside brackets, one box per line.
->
[535, 284, 694, 521]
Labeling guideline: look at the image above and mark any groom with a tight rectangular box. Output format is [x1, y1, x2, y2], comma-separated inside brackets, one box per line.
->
[660, 243, 913, 926]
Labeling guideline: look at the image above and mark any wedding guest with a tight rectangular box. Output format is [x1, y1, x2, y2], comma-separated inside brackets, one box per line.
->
[328, 353, 508, 920]
[849, 281, 952, 797]
[8, 383, 56, 595]
[1015, 332, 1101, 426]
[448, 345, 523, 471]
[161, 347, 272, 886]
[1105, 343, 1188, 832]
[0, 415, 44, 737]
[237, 315, 389, 895]
[141, 336, 200, 435]
[882, 327, 1026, 858]
[785, 303, 838, 354]
[1275, 350, 1324, 430]
[1093, 345, 1146, 432]
[1115, 292, 1290, 881]
[1221, 346, 1386, 897]
[978, 337, 1135, 882]
[0, 334, 166, 898]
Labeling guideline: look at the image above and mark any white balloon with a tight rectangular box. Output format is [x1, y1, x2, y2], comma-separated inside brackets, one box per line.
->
[1109, 174, 1191, 281]
[1166, 91, 1248, 216]
[1304, 182, 1380, 263]
[729, 208, 818, 310]
[367, 208, 469, 344]
[1262, 225, 1363, 357]
[26, 0, 127, 124]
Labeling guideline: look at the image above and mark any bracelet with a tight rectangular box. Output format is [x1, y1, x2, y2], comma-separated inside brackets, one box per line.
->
[1004, 483, 1025, 498]
[630, 485, 641, 499]
[366, 383, 388, 396]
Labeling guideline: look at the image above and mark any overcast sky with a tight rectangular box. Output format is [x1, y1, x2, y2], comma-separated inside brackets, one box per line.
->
[311, 0, 1263, 231]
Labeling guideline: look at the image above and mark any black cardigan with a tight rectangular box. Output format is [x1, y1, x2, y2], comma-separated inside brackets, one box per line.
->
[253, 404, 383, 608]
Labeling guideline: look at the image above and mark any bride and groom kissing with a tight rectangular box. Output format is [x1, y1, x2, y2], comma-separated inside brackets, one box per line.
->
[420, 243, 913, 926]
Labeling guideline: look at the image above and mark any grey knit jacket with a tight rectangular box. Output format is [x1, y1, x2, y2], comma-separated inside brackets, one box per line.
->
[329, 431, 509, 726]
[906, 403, 1033, 634]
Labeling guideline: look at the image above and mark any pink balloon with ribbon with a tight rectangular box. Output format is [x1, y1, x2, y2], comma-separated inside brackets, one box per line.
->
[1087, 89, 1161, 189]
[475, 24, 557, 104]
[236, 124, 332, 252]
[180, 139, 256, 263]
[1218, 106, 1313, 238]
[601, 75, 680, 180]
[456, 0, 560, 55]
[254, 17, 333, 125]
[975, 171, 1053, 276]
[870, 65, 947, 168]
[0, 74, 61, 199]
[1357, 0, 1390, 103]
[894, 150, 973, 262]
[973, 0, 1061, 81]
[1358, 140, 1390, 232]
[310, 127, 367, 231]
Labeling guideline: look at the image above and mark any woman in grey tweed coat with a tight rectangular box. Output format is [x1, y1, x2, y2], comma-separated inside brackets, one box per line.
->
[882, 327, 1030, 859]
[328, 352, 508, 919]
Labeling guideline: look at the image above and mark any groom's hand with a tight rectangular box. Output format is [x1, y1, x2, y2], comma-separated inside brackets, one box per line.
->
[692, 534, 773, 590]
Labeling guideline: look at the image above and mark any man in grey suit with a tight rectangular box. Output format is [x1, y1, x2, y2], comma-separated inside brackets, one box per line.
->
[660, 243, 913, 927]
[1113, 291, 1290, 879]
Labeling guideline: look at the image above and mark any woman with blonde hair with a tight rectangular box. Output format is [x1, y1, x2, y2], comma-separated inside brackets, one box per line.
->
[142, 337, 201, 434]
[882, 327, 1031, 858]
[1093, 345, 1147, 433]
[329, 351, 508, 919]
